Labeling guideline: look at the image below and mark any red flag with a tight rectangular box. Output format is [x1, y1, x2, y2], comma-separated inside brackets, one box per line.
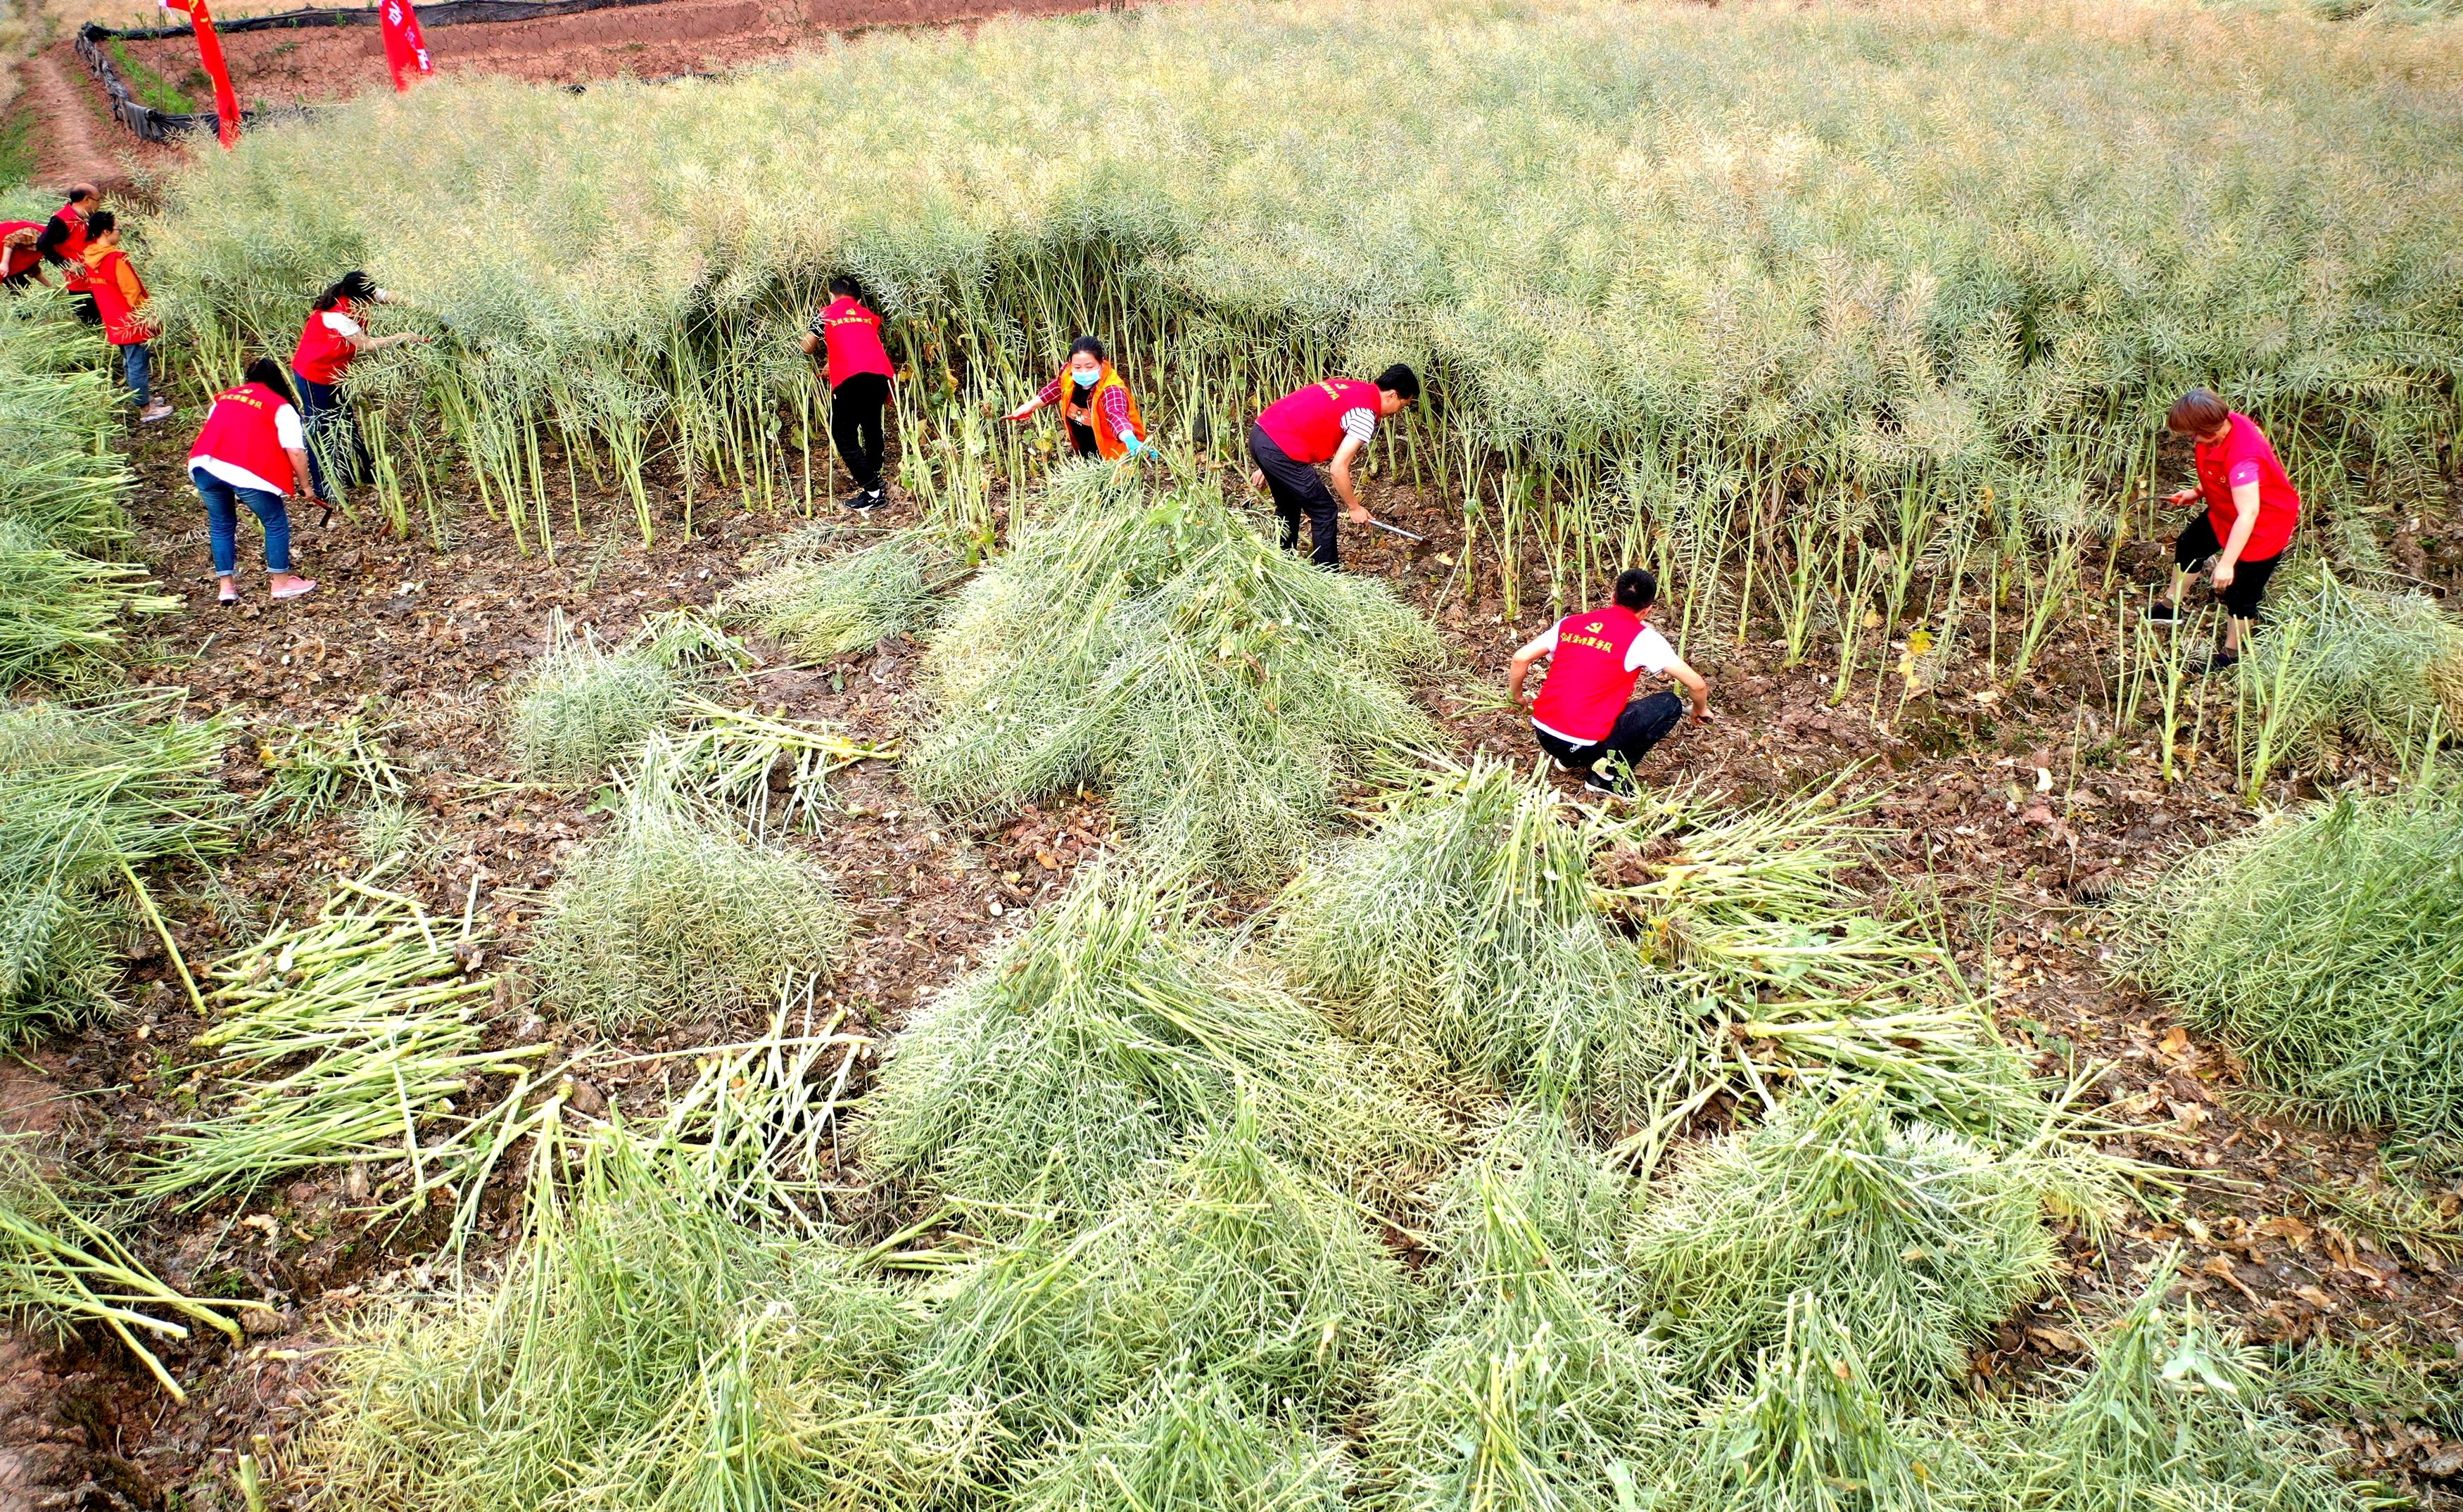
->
[379, 0, 434, 92]
[158, 0, 241, 148]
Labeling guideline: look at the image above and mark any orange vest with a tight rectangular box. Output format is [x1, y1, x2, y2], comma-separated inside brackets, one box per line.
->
[1060, 362, 1145, 460]
[84, 248, 152, 346]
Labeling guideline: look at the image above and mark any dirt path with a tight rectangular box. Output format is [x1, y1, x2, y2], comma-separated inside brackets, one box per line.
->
[23, 43, 144, 189]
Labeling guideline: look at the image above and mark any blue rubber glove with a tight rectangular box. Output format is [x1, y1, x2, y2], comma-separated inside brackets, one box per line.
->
[1123, 436, 1152, 459]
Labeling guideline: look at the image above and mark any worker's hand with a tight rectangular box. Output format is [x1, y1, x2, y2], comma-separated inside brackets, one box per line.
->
[1514, 685, 1536, 708]
[1123, 436, 1152, 459]
[1004, 402, 1036, 423]
[2212, 559, 2236, 592]
[2165, 488, 2198, 507]
[1348, 504, 1372, 526]
[1248, 469, 1266, 494]
[1688, 707, 1716, 726]
[405, 333, 433, 345]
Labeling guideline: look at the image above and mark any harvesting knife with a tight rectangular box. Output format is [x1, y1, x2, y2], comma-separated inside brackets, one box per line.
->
[1362, 516, 1427, 543]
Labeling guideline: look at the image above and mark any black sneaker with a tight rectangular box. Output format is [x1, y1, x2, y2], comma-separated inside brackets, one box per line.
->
[1582, 770, 1626, 797]
[2144, 602, 2179, 623]
[844, 488, 888, 512]
[2194, 650, 2239, 676]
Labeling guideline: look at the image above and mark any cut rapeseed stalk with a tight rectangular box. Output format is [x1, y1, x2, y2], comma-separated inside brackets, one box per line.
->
[1421, 1104, 1635, 1308]
[2120, 772, 2463, 1137]
[0, 692, 238, 1043]
[1673, 1292, 1963, 1512]
[1626, 1088, 2105, 1399]
[141, 876, 555, 1248]
[1365, 1141, 1680, 1512]
[524, 760, 851, 1029]
[2011, 1253, 2365, 1512]
[0, 519, 179, 692]
[910, 466, 1438, 888]
[659, 692, 896, 836]
[859, 863, 1451, 1226]
[310, 1135, 985, 1512]
[2244, 564, 2463, 773]
[1273, 760, 1678, 1132]
[728, 524, 962, 658]
[610, 997, 868, 1231]
[1, 1136, 264, 1400]
[1011, 1372, 1350, 1512]
[259, 714, 410, 828]
[911, 1110, 1420, 1450]
[505, 615, 681, 789]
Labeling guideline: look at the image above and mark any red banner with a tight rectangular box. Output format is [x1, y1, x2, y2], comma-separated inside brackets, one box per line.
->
[379, 0, 434, 92]
[159, 0, 241, 148]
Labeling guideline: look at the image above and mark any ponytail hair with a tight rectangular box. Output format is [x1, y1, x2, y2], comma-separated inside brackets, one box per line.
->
[315, 271, 377, 312]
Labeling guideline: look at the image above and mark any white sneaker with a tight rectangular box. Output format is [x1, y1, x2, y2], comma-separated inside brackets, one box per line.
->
[139, 402, 175, 424]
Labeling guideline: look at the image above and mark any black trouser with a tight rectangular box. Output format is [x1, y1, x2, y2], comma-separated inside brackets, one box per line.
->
[1532, 692, 1687, 777]
[2172, 512, 2282, 621]
[72, 292, 100, 326]
[830, 371, 889, 492]
[1249, 422, 1340, 568]
[1065, 418, 1100, 458]
[293, 370, 367, 500]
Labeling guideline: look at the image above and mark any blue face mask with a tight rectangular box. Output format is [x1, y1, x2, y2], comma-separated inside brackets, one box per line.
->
[1072, 368, 1099, 388]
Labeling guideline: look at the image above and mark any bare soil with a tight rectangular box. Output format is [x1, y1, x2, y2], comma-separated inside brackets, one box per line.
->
[4, 386, 2463, 1508]
[115, 0, 1132, 108]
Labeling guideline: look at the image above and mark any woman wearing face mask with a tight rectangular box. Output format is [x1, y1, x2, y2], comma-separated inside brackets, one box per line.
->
[1004, 336, 1149, 460]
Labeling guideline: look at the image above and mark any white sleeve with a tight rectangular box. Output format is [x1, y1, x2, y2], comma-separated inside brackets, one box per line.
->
[1339, 408, 1376, 445]
[1536, 625, 1559, 656]
[275, 405, 305, 449]
[326, 311, 365, 338]
[1626, 625, 1676, 674]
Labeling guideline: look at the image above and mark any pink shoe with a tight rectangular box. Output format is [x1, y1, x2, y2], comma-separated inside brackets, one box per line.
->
[270, 578, 318, 601]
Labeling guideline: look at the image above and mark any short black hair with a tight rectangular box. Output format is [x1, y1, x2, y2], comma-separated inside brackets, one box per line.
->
[316, 270, 376, 311]
[66, 185, 96, 203]
[1068, 335, 1108, 363]
[1612, 568, 1658, 611]
[828, 274, 865, 300]
[1374, 363, 1419, 402]
[84, 209, 116, 236]
[243, 357, 297, 405]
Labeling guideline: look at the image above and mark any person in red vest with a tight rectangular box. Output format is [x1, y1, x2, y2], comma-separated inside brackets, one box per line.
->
[80, 212, 174, 424]
[1004, 336, 1151, 462]
[34, 184, 100, 325]
[1247, 364, 1418, 568]
[292, 271, 429, 500]
[2149, 388, 2301, 673]
[2, 222, 46, 292]
[1507, 568, 1712, 796]
[189, 359, 323, 604]
[797, 274, 896, 510]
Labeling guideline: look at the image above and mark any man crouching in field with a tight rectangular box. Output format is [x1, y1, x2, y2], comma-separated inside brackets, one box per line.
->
[1508, 568, 1711, 796]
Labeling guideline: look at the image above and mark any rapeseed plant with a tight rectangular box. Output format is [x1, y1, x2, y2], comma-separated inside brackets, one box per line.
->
[2122, 770, 2463, 1137]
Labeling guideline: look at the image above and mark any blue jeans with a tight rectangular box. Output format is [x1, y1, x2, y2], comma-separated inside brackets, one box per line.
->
[192, 468, 292, 576]
[292, 370, 363, 500]
[120, 342, 152, 407]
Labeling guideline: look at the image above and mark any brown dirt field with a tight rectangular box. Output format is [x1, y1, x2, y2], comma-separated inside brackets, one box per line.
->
[115, 0, 1131, 106]
[4, 363, 2463, 1505]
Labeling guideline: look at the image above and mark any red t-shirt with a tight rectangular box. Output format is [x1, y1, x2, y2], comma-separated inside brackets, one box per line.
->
[2194, 412, 2300, 561]
[813, 296, 894, 390]
[0, 222, 41, 280]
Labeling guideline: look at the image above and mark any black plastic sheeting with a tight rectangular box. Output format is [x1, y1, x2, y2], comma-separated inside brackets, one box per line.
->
[75, 0, 673, 141]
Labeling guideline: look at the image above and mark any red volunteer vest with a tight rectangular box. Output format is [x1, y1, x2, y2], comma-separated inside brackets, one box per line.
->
[1, 222, 41, 280]
[1257, 378, 1381, 465]
[1531, 605, 1646, 744]
[84, 249, 150, 345]
[51, 204, 91, 292]
[2193, 412, 2301, 562]
[818, 296, 894, 390]
[189, 384, 296, 495]
[292, 300, 360, 386]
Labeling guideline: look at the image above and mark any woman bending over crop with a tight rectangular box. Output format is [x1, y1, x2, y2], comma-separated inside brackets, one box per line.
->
[2148, 388, 2301, 673]
[291, 272, 429, 501]
[1248, 365, 1418, 568]
[1004, 336, 1151, 461]
[799, 275, 896, 511]
[189, 359, 322, 604]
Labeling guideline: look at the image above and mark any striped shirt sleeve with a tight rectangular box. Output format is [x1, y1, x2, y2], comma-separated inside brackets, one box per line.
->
[1340, 407, 1376, 445]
